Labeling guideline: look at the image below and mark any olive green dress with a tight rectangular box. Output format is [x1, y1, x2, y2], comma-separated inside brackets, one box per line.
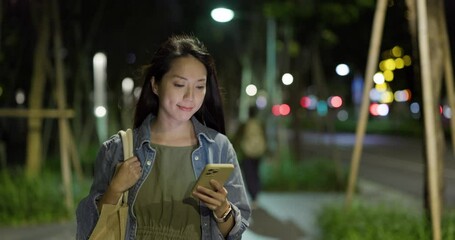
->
[134, 144, 201, 240]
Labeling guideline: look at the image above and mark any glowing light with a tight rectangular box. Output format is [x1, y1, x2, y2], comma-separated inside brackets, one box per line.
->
[370, 103, 389, 116]
[443, 105, 452, 119]
[337, 110, 349, 121]
[391, 46, 403, 57]
[272, 105, 281, 116]
[394, 89, 411, 102]
[300, 95, 318, 109]
[369, 89, 382, 102]
[377, 104, 389, 116]
[403, 55, 412, 66]
[256, 96, 267, 109]
[375, 82, 388, 92]
[380, 91, 394, 104]
[317, 100, 328, 116]
[370, 103, 379, 116]
[282, 73, 294, 85]
[122, 77, 134, 94]
[383, 70, 394, 81]
[15, 89, 25, 105]
[335, 64, 350, 76]
[94, 106, 107, 117]
[328, 96, 343, 108]
[410, 102, 420, 114]
[395, 58, 405, 69]
[245, 84, 258, 96]
[300, 96, 311, 108]
[373, 72, 385, 84]
[379, 61, 386, 71]
[384, 59, 396, 71]
[211, 8, 235, 23]
[279, 104, 291, 116]
[133, 87, 142, 100]
[93, 52, 107, 67]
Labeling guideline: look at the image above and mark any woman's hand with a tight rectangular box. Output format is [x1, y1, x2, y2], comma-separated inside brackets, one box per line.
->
[192, 179, 230, 217]
[109, 157, 142, 194]
[98, 157, 142, 207]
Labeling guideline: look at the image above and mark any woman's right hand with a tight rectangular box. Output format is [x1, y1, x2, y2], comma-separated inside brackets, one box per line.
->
[98, 157, 142, 207]
[109, 157, 142, 194]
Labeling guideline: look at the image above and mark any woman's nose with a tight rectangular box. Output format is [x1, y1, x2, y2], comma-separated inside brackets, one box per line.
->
[184, 87, 194, 100]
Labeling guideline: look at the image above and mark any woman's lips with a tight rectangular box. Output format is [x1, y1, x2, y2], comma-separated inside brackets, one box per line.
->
[178, 105, 193, 111]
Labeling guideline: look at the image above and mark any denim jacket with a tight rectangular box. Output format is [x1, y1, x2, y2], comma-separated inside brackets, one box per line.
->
[76, 114, 251, 240]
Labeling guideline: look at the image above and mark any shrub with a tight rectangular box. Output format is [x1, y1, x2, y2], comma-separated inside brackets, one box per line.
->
[0, 168, 90, 226]
[319, 203, 455, 240]
[260, 149, 347, 192]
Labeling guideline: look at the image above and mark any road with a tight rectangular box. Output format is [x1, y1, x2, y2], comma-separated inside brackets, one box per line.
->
[297, 131, 455, 208]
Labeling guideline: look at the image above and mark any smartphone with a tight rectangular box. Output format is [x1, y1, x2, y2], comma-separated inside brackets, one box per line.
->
[192, 163, 234, 192]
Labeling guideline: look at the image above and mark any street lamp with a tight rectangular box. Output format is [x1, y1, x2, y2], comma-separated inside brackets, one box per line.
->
[93, 52, 108, 143]
[121, 77, 134, 128]
[210, 7, 277, 111]
[210, 6, 278, 151]
[282, 73, 294, 85]
[211, 7, 235, 23]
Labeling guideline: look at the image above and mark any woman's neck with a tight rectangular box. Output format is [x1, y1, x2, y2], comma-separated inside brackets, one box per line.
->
[150, 119, 197, 146]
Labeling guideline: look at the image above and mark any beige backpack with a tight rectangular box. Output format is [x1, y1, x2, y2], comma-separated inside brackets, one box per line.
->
[240, 118, 266, 158]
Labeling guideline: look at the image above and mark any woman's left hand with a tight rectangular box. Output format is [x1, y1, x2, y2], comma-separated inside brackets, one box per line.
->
[192, 179, 230, 217]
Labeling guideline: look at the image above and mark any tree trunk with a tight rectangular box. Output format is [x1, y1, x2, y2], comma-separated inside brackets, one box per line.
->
[407, 0, 446, 224]
[25, 1, 50, 178]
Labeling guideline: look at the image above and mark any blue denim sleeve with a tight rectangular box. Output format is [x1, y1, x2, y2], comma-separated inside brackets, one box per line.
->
[75, 135, 122, 239]
[210, 136, 251, 240]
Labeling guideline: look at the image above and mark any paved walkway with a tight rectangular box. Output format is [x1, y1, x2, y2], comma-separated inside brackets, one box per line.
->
[0, 180, 419, 240]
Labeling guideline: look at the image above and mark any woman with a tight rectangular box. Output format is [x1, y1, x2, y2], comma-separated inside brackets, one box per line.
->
[76, 34, 251, 239]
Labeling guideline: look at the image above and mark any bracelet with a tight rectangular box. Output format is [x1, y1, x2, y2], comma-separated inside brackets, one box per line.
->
[213, 204, 232, 223]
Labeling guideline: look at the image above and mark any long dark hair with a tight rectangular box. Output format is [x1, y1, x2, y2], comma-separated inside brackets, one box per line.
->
[133, 34, 226, 134]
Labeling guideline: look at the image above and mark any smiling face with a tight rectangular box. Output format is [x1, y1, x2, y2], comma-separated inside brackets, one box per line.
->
[152, 55, 207, 125]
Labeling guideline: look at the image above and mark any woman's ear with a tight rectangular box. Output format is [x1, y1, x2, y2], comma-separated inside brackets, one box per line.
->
[151, 77, 159, 95]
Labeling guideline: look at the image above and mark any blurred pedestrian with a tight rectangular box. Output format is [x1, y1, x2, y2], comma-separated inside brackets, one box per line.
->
[76, 34, 251, 240]
[238, 106, 267, 209]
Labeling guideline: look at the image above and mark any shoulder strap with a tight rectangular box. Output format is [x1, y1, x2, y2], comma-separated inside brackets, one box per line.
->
[118, 128, 133, 160]
[117, 128, 133, 203]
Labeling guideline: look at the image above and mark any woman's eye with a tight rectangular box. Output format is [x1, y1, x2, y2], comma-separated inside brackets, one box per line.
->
[196, 85, 206, 89]
[174, 83, 184, 87]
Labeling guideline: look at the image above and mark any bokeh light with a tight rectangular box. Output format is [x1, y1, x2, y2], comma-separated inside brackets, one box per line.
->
[256, 95, 267, 109]
[122, 77, 134, 94]
[337, 110, 349, 121]
[211, 7, 235, 23]
[335, 64, 350, 76]
[328, 96, 343, 108]
[246, 84, 258, 96]
[15, 89, 25, 105]
[94, 106, 107, 117]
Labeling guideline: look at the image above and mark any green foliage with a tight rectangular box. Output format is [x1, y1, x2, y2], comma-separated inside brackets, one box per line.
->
[333, 116, 423, 137]
[319, 203, 455, 240]
[260, 149, 347, 191]
[0, 168, 91, 226]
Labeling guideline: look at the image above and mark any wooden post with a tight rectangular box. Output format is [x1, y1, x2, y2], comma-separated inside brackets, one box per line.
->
[345, 0, 388, 208]
[25, 1, 50, 178]
[438, 1, 455, 158]
[52, 0, 73, 212]
[0, 109, 74, 118]
[417, 0, 441, 239]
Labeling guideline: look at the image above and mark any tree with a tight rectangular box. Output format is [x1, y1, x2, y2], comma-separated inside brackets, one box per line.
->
[25, 0, 50, 177]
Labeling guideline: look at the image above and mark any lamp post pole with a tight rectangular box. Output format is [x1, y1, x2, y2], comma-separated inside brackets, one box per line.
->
[265, 17, 278, 152]
[93, 52, 108, 144]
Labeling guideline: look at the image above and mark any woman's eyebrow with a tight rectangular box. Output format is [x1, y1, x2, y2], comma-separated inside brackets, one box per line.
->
[172, 74, 206, 82]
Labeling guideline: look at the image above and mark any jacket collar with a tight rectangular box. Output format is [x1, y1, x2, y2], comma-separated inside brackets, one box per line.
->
[135, 113, 217, 148]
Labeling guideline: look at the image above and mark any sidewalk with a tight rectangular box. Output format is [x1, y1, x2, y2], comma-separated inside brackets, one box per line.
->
[0, 179, 419, 240]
